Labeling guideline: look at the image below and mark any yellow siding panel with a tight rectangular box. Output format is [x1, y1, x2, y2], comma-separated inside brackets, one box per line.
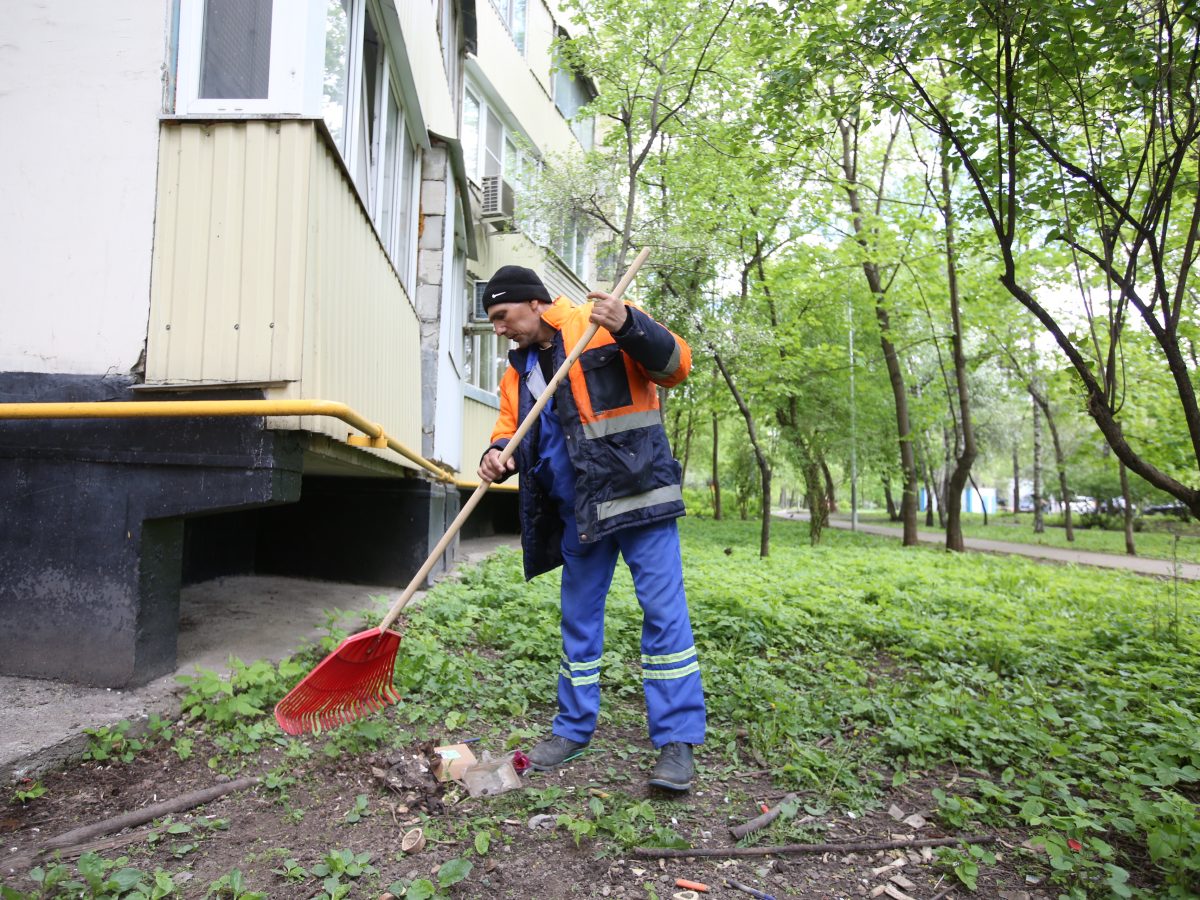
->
[461, 396, 500, 475]
[147, 120, 422, 471]
[147, 121, 310, 386]
[288, 132, 422, 459]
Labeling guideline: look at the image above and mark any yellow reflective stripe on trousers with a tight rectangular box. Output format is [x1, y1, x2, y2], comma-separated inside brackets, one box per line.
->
[561, 655, 603, 671]
[641, 645, 696, 666]
[641, 661, 700, 681]
[595, 484, 684, 521]
[559, 668, 601, 686]
[581, 409, 662, 440]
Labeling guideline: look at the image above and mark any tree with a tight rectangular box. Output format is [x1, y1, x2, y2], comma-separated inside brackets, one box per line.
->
[850, 0, 1200, 517]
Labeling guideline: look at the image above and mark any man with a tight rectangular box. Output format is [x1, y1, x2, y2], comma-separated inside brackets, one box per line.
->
[477, 264, 705, 791]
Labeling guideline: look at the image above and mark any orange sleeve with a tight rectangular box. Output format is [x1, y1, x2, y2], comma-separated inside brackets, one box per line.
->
[489, 364, 521, 445]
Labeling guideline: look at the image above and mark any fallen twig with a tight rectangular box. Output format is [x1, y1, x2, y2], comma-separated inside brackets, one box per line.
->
[632, 835, 995, 860]
[730, 793, 800, 840]
[3, 776, 259, 873]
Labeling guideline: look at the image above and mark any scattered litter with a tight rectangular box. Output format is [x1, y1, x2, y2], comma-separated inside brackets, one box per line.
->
[401, 827, 425, 855]
[672, 892, 699, 900]
[870, 858, 906, 877]
[887, 805, 905, 821]
[432, 743, 478, 782]
[527, 814, 558, 830]
[901, 813, 926, 830]
[462, 756, 521, 798]
[888, 873, 916, 890]
[512, 750, 531, 774]
[998, 892, 1031, 900]
[882, 885, 917, 900]
[675, 878, 709, 892]
[726, 878, 776, 900]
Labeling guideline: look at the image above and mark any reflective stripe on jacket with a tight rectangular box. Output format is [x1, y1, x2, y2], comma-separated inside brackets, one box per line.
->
[487, 297, 691, 580]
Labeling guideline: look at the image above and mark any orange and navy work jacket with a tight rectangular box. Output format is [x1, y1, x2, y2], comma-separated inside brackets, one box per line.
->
[487, 296, 691, 580]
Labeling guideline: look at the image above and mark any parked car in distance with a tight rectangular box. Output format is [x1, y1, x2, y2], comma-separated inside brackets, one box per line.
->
[1142, 502, 1191, 517]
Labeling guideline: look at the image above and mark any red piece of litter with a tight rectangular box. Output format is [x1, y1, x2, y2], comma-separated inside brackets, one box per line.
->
[512, 750, 531, 774]
[1067, 838, 1082, 851]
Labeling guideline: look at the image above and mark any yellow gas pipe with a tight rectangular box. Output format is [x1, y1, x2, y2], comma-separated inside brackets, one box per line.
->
[0, 399, 513, 492]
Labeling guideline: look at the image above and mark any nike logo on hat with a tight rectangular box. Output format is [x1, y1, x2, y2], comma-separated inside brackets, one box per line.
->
[492, 291, 507, 298]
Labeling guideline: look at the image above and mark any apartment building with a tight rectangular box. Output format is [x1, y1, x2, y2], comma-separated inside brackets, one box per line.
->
[0, 0, 597, 687]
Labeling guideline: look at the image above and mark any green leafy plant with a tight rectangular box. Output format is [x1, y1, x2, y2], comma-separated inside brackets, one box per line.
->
[342, 793, 369, 824]
[11, 780, 45, 804]
[83, 721, 145, 764]
[309, 848, 377, 899]
[206, 868, 265, 899]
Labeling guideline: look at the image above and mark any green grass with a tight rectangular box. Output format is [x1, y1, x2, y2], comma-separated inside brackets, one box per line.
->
[848, 510, 1200, 563]
[78, 517, 1198, 899]
[395, 517, 1200, 897]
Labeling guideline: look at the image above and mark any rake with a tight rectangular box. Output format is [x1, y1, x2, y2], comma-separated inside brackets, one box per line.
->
[274, 248, 652, 735]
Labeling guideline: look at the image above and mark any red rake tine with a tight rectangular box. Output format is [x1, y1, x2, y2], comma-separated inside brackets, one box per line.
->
[274, 628, 402, 735]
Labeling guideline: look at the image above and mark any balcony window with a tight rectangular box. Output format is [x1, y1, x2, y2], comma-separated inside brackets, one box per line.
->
[322, 0, 352, 151]
[199, 0, 273, 99]
[464, 281, 509, 393]
[490, 0, 527, 54]
[552, 58, 596, 151]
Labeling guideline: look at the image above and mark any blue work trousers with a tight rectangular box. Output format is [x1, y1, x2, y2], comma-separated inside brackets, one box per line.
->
[552, 515, 707, 748]
[527, 351, 705, 747]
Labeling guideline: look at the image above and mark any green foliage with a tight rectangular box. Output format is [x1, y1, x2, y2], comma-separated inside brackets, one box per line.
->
[342, 793, 369, 824]
[205, 868, 264, 899]
[5, 852, 177, 899]
[11, 781, 45, 804]
[83, 721, 146, 764]
[404, 518, 1199, 895]
[309, 849, 377, 900]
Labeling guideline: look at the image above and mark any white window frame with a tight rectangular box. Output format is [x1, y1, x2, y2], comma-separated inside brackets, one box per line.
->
[463, 278, 508, 394]
[175, 0, 311, 115]
[461, 81, 530, 187]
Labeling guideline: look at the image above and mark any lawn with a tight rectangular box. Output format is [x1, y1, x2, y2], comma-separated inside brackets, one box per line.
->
[848, 510, 1200, 563]
[3, 518, 1198, 899]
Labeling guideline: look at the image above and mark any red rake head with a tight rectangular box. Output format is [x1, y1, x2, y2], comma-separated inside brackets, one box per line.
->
[274, 627, 402, 735]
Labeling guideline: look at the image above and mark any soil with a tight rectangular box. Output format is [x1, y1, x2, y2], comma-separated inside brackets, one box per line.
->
[1, 719, 1066, 900]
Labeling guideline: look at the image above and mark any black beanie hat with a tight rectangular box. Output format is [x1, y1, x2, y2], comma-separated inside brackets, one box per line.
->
[482, 265, 552, 310]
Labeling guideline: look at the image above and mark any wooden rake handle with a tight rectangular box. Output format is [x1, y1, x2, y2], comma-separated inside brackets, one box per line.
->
[378, 247, 652, 632]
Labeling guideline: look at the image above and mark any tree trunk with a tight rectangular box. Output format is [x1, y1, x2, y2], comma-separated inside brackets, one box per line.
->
[712, 413, 722, 521]
[968, 473, 989, 526]
[1119, 461, 1136, 556]
[680, 411, 694, 485]
[821, 460, 837, 514]
[802, 456, 827, 546]
[1032, 391, 1045, 534]
[883, 473, 898, 521]
[1031, 390, 1074, 542]
[1012, 445, 1020, 516]
[838, 113, 918, 545]
[714, 352, 772, 557]
[918, 437, 936, 527]
[940, 142, 978, 553]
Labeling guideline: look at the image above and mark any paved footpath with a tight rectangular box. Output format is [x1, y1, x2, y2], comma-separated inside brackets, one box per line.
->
[778, 511, 1200, 582]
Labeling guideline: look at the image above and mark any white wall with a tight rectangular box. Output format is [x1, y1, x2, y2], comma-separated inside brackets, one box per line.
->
[0, 2, 168, 374]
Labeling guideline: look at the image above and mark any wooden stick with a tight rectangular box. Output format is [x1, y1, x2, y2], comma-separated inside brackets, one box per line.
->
[3, 776, 259, 873]
[730, 793, 798, 840]
[632, 835, 995, 860]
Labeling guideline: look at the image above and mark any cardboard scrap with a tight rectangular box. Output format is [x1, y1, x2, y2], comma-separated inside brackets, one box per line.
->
[432, 743, 478, 782]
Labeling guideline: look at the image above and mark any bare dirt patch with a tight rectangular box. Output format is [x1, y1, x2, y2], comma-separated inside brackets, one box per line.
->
[2, 719, 1064, 899]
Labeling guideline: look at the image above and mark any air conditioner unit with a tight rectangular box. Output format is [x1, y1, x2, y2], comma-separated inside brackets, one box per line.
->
[480, 174, 515, 220]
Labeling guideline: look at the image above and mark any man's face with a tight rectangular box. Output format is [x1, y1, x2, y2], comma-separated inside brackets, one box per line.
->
[487, 299, 546, 349]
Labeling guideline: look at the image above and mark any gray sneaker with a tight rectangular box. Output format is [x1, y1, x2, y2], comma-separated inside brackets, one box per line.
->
[527, 734, 589, 771]
[648, 742, 694, 791]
